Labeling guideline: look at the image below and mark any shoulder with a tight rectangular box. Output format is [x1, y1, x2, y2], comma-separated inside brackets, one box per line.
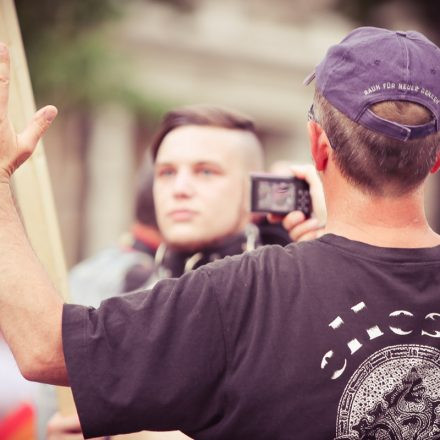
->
[205, 241, 316, 273]
[200, 243, 297, 293]
[201, 239, 330, 294]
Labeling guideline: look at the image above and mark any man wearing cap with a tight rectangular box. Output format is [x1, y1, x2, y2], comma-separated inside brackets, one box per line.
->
[0, 26, 440, 439]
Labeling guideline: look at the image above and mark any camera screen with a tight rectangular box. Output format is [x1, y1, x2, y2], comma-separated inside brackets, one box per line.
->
[256, 180, 296, 213]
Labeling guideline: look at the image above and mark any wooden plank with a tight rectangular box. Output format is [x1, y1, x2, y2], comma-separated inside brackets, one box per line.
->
[0, 0, 75, 415]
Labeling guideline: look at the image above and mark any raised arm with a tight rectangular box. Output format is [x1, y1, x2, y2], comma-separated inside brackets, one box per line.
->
[0, 43, 67, 385]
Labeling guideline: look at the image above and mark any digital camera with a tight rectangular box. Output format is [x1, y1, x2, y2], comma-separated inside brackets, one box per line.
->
[250, 173, 312, 217]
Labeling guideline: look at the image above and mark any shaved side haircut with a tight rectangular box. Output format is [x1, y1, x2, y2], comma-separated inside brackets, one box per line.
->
[150, 104, 264, 172]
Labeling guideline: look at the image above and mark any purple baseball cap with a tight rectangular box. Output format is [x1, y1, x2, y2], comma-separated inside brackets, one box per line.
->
[305, 27, 440, 141]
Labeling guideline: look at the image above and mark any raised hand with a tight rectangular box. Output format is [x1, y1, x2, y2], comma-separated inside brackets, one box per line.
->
[0, 43, 57, 183]
[268, 163, 327, 242]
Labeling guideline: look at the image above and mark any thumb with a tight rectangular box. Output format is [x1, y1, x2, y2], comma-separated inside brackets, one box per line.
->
[17, 105, 57, 153]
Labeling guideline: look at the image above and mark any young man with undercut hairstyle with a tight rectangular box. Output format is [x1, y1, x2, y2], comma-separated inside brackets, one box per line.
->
[0, 26, 440, 439]
[124, 104, 309, 291]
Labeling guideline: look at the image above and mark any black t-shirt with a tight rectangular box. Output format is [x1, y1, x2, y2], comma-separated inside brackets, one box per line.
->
[63, 234, 440, 439]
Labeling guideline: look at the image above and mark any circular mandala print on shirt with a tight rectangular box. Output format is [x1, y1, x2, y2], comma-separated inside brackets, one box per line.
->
[335, 344, 440, 440]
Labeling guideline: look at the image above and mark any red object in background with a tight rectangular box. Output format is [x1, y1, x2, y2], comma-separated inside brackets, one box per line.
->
[0, 403, 36, 440]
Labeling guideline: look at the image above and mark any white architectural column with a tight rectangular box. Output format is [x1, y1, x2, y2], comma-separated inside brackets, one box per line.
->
[84, 106, 135, 257]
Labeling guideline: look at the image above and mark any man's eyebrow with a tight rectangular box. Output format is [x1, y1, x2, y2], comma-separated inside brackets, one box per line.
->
[154, 161, 174, 167]
[194, 161, 227, 172]
[155, 160, 225, 168]
[194, 161, 222, 166]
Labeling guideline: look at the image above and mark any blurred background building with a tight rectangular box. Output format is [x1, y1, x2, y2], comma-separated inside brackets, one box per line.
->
[15, 0, 440, 267]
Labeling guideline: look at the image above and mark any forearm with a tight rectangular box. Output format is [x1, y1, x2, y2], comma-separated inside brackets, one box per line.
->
[0, 182, 68, 385]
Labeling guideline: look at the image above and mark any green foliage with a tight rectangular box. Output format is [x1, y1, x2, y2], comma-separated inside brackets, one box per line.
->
[335, 0, 440, 44]
[27, 32, 116, 108]
[16, 0, 120, 41]
[335, 0, 383, 23]
[150, 0, 196, 13]
[15, 0, 168, 118]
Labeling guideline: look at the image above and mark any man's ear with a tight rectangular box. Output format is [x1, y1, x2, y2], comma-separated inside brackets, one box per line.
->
[308, 121, 330, 171]
[430, 152, 440, 174]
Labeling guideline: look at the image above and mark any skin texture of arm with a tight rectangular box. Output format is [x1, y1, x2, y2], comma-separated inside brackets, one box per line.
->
[0, 43, 68, 385]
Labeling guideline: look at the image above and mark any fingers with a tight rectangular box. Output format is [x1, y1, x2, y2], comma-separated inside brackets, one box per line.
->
[17, 105, 57, 153]
[290, 163, 327, 224]
[267, 211, 306, 228]
[280, 210, 326, 242]
[295, 226, 325, 243]
[0, 43, 10, 119]
[281, 210, 305, 232]
[289, 164, 317, 181]
[268, 161, 327, 224]
[47, 412, 83, 436]
[288, 217, 324, 242]
[267, 213, 284, 224]
[0, 43, 57, 181]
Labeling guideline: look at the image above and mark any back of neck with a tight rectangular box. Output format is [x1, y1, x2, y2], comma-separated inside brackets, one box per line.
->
[325, 185, 440, 248]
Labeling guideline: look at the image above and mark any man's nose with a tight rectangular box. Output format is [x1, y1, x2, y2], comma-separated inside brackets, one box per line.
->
[173, 170, 195, 197]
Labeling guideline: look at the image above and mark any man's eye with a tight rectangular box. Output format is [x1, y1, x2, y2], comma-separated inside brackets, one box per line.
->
[196, 168, 216, 176]
[158, 168, 175, 177]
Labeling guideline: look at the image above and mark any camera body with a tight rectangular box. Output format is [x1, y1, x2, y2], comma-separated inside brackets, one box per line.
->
[250, 173, 312, 217]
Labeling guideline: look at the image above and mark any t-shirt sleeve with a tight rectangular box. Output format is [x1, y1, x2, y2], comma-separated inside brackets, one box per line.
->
[62, 268, 227, 439]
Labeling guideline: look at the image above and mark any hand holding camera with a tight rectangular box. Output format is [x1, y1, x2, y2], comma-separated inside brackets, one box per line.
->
[251, 164, 326, 242]
[250, 173, 312, 217]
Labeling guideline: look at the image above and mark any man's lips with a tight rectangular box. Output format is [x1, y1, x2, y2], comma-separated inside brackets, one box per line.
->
[168, 209, 198, 221]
